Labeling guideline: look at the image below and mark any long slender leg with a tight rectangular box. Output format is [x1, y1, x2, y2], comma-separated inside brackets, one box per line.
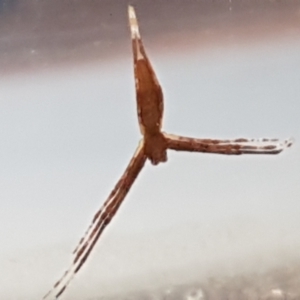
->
[43, 141, 147, 299]
[164, 133, 293, 155]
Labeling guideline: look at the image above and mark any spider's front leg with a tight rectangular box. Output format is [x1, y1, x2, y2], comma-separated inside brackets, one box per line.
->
[43, 141, 147, 299]
[164, 133, 293, 155]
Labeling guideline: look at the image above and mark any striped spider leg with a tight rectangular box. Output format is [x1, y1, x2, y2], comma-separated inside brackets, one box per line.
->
[164, 134, 293, 155]
[43, 5, 292, 299]
[43, 142, 146, 299]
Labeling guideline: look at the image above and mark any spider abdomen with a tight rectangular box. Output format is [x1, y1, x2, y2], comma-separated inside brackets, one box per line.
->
[135, 58, 164, 136]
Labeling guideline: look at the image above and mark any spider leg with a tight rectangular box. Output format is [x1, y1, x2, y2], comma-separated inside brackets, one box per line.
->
[164, 133, 293, 155]
[43, 141, 146, 299]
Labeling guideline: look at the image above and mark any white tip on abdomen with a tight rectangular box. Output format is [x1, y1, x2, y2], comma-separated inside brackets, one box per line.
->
[128, 5, 141, 39]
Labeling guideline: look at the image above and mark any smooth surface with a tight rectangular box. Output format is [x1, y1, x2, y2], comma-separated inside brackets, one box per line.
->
[0, 38, 299, 299]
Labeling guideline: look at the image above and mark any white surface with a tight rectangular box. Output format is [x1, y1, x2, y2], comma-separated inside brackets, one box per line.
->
[0, 38, 299, 299]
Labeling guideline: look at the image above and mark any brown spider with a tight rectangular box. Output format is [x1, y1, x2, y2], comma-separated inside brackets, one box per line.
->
[43, 5, 292, 299]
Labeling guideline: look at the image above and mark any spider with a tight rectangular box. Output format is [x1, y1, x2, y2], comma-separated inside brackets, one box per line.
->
[43, 5, 293, 299]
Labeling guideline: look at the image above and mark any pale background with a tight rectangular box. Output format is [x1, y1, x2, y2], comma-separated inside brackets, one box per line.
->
[0, 1, 299, 299]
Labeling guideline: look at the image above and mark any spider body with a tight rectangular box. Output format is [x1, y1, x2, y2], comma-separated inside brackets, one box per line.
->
[134, 57, 167, 165]
[130, 6, 167, 165]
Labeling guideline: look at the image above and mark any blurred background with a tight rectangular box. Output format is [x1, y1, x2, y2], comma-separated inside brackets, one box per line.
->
[0, 1, 300, 299]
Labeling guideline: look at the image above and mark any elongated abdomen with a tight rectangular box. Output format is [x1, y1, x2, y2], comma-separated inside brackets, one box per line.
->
[128, 6, 167, 165]
[128, 5, 164, 136]
[135, 59, 164, 135]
